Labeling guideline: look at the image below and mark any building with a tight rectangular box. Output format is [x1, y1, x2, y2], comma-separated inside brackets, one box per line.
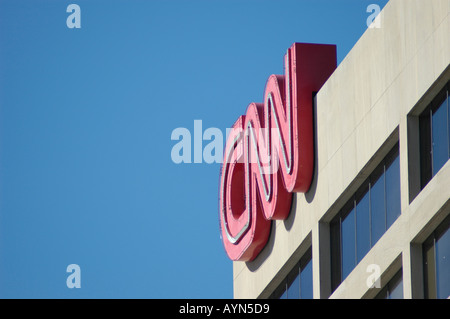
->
[232, 0, 450, 299]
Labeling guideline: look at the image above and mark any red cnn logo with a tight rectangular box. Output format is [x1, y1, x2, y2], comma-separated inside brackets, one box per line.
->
[219, 43, 336, 261]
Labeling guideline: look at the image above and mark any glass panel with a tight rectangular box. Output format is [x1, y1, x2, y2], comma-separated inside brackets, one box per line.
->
[388, 274, 403, 299]
[342, 207, 356, 280]
[447, 94, 450, 155]
[370, 171, 385, 246]
[423, 239, 437, 299]
[419, 109, 432, 188]
[386, 155, 401, 229]
[435, 225, 450, 299]
[356, 188, 370, 262]
[280, 287, 287, 299]
[287, 277, 299, 299]
[300, 259, 313, 299]
[432, 99, 449, 175]
[287, 269, 300, 299]
[330, 219, 341, 291]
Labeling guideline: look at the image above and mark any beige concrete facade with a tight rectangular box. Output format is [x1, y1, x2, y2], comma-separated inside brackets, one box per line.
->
[233, 0, 450, 299]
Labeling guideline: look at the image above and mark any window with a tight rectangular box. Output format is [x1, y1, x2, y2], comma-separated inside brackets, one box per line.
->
[331, 145, 401, 292]
[375, 270, 403, 299]
[271, 249, 313, 299]
[419, 82, 450, 189]
[423, 215, 450, 299]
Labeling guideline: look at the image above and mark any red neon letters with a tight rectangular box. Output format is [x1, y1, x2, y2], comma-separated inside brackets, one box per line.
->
[219, 43, 337, 261]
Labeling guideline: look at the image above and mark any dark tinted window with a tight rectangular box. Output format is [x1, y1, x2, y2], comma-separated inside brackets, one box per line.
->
[436, 225, 450, 299]
[423, 215, 450, 299]
[331, 145, 400, 291]
[271, 249, 313, 299]
[420, 83, 450, 188]
[386, 155, 401, 228]
[370, 169, 385, 245]
[356, 189, 370, 263]
[432, 98, 449, 174]
[341, 207, 356, 280]
[300, 259, 313, 299]
[375, 270, 403, 299]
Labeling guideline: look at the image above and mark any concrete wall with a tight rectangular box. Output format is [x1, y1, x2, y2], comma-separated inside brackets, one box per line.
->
[233, 0, 450, 299]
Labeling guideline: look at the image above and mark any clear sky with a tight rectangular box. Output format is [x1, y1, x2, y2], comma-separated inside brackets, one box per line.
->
[0, 0, 389, 298]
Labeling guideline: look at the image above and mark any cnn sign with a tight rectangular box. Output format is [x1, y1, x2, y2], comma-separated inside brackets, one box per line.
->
[219, 43, 336, 261]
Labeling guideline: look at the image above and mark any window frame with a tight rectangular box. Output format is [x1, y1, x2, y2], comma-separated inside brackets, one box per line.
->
[419, 82, 450, 189]
[270, 248, 313, 299]
[330, 144, 401, 292]
[423, 214, 450, 299]
[375, 269, 403, 299]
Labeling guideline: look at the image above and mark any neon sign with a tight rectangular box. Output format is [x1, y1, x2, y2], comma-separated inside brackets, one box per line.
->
[219, 43, 336, 261]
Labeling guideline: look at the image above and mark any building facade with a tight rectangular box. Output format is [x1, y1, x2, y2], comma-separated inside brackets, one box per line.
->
[233, 0, 450, 299]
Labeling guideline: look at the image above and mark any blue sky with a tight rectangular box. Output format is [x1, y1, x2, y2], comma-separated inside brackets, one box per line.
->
[0, 0, 388, 298]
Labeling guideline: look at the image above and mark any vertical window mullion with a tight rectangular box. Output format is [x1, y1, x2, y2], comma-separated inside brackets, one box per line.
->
[339, 215, 343, 284]
[298, 265, 301, 299]
[433, 236, 438, 299]
[383, 164, 387, 233]
[430, 108, 434, 176]
[354, 198, 357, 266]
[331, 144, 401, 293]
[369, 181, 372, 248]
[447, 87, 449, 159]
